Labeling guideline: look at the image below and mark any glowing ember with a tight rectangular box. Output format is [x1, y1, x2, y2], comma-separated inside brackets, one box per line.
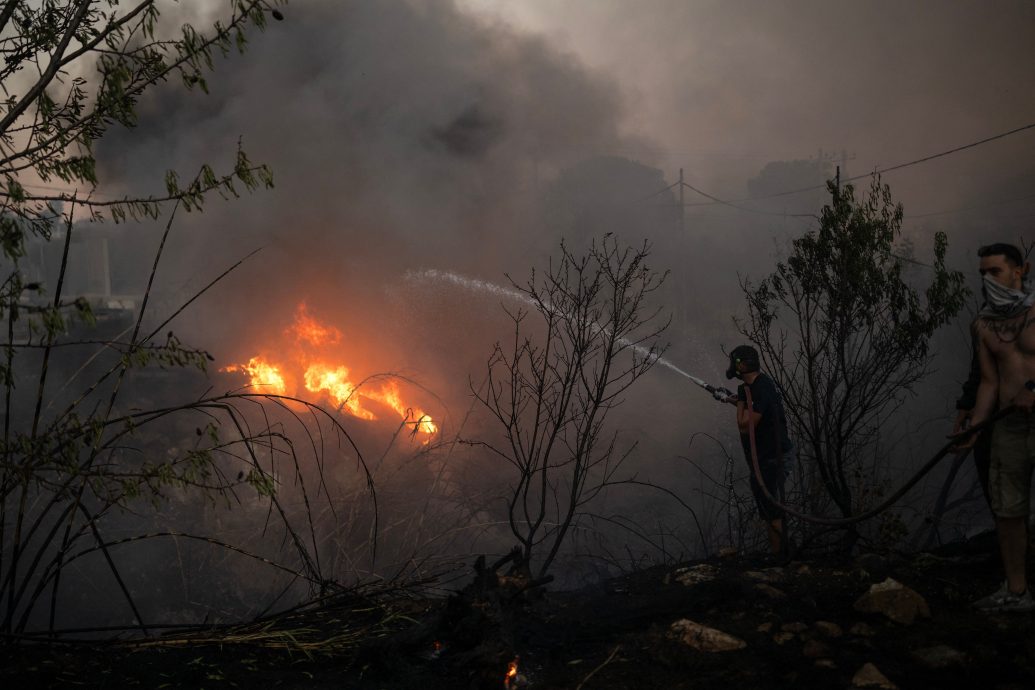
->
[426, 639, 445, 660]
[222, 303, 437, 437]
[504, 657, 519, 688]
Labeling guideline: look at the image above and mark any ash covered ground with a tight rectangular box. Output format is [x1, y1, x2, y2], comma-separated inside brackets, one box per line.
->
[4, 531, 1033, 690]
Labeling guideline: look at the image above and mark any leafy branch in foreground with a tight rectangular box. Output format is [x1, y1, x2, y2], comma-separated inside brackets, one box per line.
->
[1, 0, 284, 202]
[0, 1, 312, 636]
[737, 177, 967, 532]
[0, 387, 376, 635]
[2, 0, 285, 385]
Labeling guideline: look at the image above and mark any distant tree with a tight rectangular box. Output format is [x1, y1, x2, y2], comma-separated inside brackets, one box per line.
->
[543, 156, 688, 330]
[737, 177, 968, 527]
[746, 158, 832, 216]
[542, 156, 678, 250]
[470, 235, 669, 579]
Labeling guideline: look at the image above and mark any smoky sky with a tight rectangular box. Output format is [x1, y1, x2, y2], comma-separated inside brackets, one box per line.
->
[466, 0, 1035, 204]
[92, 0, 1035, 451]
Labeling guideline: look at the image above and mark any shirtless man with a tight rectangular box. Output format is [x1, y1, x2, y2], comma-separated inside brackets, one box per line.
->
[963, 243, 1035, 612]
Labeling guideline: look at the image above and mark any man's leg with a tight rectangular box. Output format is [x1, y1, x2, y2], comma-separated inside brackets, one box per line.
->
[761, 458, 787, 556]
[975, 413, 1034, 611]
[998, 516, 1028, 594]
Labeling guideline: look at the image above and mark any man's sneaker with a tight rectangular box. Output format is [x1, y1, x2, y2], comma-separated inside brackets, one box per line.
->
[972, 582, 1035, 613]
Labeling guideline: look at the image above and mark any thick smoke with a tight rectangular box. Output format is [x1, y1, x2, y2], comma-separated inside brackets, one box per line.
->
[102, 3, 632, 310]
[72, 0, 692, 605]
[467, 0, 1035, 202]
[96, 0, 1035, 394]
[65, 0, 1035, 606]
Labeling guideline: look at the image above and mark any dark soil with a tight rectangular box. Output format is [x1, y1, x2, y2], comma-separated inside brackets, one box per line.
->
[3, 532, 1034, 690]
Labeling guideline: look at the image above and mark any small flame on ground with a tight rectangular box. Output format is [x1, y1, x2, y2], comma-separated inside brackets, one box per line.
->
[221, 303, 437, 437]
[504, 656, 519, 688]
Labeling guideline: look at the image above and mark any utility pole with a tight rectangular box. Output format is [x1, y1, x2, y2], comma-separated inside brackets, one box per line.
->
[678, 168, 686, 236]
[532, 145, 540, 199]
[817, 147, 855, 178]
[677, 168, 688, 328]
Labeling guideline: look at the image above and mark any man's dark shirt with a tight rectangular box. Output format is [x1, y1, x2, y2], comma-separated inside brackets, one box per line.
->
[737, 372, 793, 460]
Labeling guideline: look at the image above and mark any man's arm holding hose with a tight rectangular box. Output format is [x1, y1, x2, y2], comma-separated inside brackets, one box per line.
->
[953, 321, 981, 435]
[736, 390, 762, 433]
[957, 332, 998, 449]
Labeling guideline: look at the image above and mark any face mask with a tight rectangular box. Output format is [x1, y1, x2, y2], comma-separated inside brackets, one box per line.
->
[980, 273, 1035, 319]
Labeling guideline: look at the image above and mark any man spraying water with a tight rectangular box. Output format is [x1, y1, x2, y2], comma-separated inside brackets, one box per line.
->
[721, 345, 795, 558]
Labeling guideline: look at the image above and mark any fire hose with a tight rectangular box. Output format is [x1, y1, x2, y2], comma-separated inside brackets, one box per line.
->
[685, 373, 736, 404]
[710, 383, 1016, 527]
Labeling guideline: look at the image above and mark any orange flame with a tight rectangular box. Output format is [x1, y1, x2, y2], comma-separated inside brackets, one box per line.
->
[366, 382, 438, 434]
[222, 304, 437, 437]
[504, 657, 519, 688]
[303, 362, 375, 420]
[223, 356, 287, 396]
[290, 302, 342, 346]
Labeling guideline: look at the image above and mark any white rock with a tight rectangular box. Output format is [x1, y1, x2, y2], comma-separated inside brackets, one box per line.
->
[669, 619, 747, 652]
[852, 662, 897, 689]
[911, 645, 969, 669]
[673, 563, 719, 586]
[853, 577, 930, 625]
[814, 621, 843, 638]
[754, 583, 787, 600]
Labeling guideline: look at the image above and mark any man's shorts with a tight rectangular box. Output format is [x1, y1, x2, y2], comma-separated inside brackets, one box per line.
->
[989, 411, 1035, 518]
[747, 447, 794, 521]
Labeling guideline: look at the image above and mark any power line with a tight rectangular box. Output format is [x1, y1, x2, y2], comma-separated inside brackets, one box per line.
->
[626, 179, 680, 205]
[904, 194, 1035, 220]
[639, 120, 1035, 213]
[678, 179, 816, 218]
[867, 121, 1035, 178]
[733, 120, 1035, 205]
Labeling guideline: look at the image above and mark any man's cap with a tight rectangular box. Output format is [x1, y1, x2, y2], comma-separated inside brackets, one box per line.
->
[730, 345, 759, 363]
[725, 344, 760, 379]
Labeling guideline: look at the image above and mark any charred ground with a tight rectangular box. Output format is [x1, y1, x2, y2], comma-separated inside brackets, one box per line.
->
[3, 531, 1033, 690]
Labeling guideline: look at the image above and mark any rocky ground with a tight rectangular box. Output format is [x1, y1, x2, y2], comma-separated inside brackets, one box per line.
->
[2, 531, 1034, 689]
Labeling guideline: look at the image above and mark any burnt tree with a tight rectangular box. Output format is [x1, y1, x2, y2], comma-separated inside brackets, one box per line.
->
[471, 236, 668, 579]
